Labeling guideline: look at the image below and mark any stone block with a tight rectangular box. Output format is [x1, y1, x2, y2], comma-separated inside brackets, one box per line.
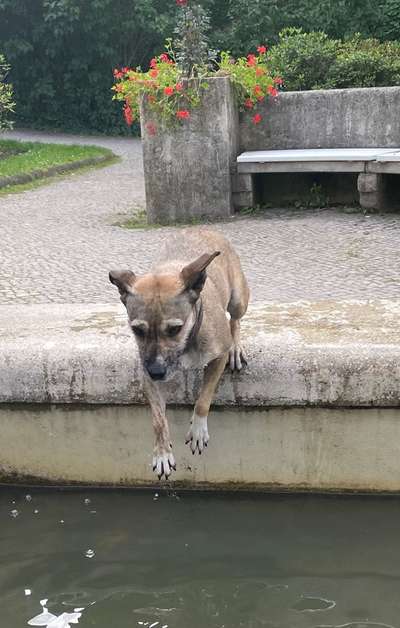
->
[140, 77, 239, 224]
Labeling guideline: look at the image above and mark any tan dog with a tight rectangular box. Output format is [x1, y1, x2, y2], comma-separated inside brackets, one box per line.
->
[109, 228, 249, 479]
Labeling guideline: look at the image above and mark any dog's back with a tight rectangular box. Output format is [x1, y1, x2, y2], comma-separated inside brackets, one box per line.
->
[154, 228, 249, 314]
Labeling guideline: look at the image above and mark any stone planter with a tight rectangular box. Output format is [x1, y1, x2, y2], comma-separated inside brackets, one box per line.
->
[140, 76, 238, 224]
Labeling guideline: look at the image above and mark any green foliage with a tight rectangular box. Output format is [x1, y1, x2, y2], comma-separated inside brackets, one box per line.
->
[174, 3, 213, 77]
[2, 0, 400, 133]
[0, 53, 14, 130]
[267, 28, 338, 91]
[268, 28, 400, 91]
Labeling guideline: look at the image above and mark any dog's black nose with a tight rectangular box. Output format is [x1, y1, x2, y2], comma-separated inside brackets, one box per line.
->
[145, 360, 167, 380]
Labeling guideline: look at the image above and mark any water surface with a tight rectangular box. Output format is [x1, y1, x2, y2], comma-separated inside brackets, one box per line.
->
[1, 489, 400, 627]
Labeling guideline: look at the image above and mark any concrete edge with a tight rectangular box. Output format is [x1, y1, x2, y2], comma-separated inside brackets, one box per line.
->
[1, 300, 400, 407]
[0, 153, 116, 189]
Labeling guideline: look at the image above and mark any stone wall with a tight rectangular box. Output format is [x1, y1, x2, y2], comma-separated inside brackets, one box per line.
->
[240, 86, 400, 151]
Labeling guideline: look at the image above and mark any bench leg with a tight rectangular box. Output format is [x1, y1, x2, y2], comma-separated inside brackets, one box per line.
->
[358, 173, 386, 212]
[232, 173, 255, 211]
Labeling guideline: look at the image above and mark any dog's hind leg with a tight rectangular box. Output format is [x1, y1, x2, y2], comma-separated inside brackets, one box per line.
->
[143, 376, 176, 480]
[227, 281, 250, 371]
[186, 352, 228, 455]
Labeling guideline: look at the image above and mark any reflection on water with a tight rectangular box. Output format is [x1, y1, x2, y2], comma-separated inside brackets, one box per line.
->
[1, 490, 400, 628]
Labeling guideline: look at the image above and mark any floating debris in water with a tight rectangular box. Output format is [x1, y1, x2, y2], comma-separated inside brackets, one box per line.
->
[60, 520, 64, 524]
[84, 549, 95, 559]
[34, 509, 39, 515]
[25, 495, 32, 502]
[25, 589, 32, 596]
[90, 510, 97, 515]
[84, 498, 91, 505]
[28, 599, 85, 627]
[10, 509, 19, 518]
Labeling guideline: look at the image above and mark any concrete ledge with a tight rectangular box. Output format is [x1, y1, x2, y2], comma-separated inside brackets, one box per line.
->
[1, 300, 400, 406]
[2, 300, 400, 490]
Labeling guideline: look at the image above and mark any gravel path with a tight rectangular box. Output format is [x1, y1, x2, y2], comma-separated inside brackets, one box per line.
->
[1, 129, 400, 305]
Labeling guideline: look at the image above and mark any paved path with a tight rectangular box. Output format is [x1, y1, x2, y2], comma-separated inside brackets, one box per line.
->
[1, 130, 400, 305]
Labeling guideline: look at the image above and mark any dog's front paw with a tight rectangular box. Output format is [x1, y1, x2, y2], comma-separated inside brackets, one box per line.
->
[228, 344, 247, 371]
[185, 414, 209, 455]
[152, 445, 176, 480]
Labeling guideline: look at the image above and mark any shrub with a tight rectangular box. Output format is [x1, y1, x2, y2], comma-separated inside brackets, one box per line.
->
[0, 53, 14, 130]
[267, 28, 339, 91]
[268, 28, 400, 91]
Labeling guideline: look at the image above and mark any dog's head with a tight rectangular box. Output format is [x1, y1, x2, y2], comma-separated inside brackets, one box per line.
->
[109, 251, 220, 381]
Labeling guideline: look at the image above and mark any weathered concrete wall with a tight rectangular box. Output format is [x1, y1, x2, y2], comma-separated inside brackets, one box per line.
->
[2, 300, 400, 490]
[140, 77, 238, 223]
[2, 404, 400, 492]
[2, 301, 400, 406]
[240, 87, 400, 151]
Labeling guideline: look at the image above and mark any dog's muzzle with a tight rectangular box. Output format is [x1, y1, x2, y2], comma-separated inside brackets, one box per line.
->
[145, 357, 167, 381]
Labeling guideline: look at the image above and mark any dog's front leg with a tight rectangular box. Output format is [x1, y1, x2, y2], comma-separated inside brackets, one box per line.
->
[186, 352, 228, 454]
[143, 376, 176, 480]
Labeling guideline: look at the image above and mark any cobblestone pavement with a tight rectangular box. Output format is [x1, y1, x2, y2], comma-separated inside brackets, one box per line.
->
[1, 129, 400, 305]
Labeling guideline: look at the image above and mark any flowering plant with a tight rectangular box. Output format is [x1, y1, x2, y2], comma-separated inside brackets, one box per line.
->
[112, 2, 282, 132]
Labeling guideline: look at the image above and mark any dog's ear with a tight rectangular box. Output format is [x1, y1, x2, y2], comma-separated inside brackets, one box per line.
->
[109, 270, 136, 304]
[181, 251, 220, 298]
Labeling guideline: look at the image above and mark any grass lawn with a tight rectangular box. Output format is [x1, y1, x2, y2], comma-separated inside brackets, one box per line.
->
[0, 138, 116, 184]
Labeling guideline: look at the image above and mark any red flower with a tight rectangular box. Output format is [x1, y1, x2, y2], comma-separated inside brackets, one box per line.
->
[149, 69, 159, 78]
[176, 109, 190, 119]
[255, 67, 265, 77]
[160, 53, 171, 63]
[274, 76, 283, 86]
[175, 82, 184, 92]
[267, 85, 278, 97]
[247, 54, 256, 66]
[123, 103, 133, 126]
[257, 95, 265, 102]
[150, 58, 157, 68]
[252, 113, 262, 124]
[257, 45, 267, 54]
[164, 86, 174, 96]
[244, 98, 254, 109]
[113, 68, 123, 79]
[254, 84, 262, 94]
[121, 66, 129, 74]
[145, 122, 157, 136]
[176, 0, 188, 5]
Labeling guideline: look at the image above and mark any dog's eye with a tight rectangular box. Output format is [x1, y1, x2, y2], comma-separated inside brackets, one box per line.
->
[131, 325, 147, 338]
[167, 324, 183, 337]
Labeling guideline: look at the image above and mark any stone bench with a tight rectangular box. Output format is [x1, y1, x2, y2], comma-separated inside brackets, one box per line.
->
[236, 148, 400, 211]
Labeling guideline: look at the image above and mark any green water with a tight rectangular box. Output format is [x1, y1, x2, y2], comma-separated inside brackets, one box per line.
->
[1, 489, 400, 628]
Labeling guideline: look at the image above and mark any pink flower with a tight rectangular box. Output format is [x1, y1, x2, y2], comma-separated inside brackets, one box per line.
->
[160, 53, 171, 63]
[113, 68, 123, 79]
[150, 58, 157, 68]
[244, 98, 254, 109]
[252, 113, 262, 124]
[267, 85, 278, 97]
[176, 0, 188, 5]
[274, 76, 283, 86]
[247, 54, 256, 66]
[175, 82, 184, 92]
[176, 109, 190, 119]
